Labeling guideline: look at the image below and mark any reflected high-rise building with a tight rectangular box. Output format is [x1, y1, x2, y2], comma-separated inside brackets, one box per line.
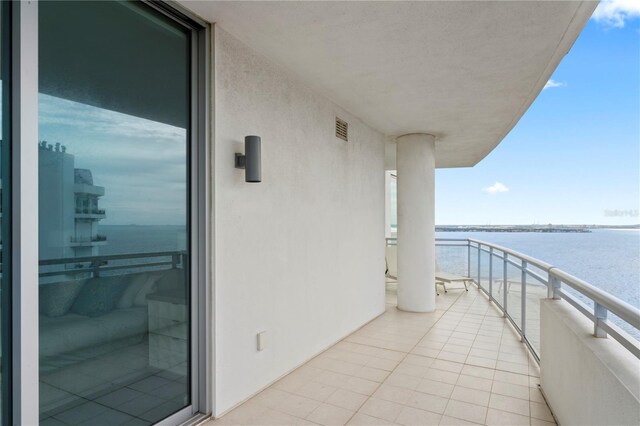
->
[38, 141, 106, 263]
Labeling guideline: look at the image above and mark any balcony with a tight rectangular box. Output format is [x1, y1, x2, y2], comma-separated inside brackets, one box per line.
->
[205, 283, 548, 425]
[69, 234, 107, 247]
[75, 207, 106, 219]
[205, 238, 639, 426]
[73, 182, 105, 196]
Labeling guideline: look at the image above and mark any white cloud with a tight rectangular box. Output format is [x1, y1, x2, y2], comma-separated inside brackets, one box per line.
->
[544, 79, 565, 90]
[483, 182, 509, 194]
[592, 0, 640, 28]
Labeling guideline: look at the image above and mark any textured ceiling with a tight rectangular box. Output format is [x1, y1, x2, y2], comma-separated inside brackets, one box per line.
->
[181, 1, 597, 168]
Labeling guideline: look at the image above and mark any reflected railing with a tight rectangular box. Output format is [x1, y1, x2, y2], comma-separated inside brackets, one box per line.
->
[39, 250, 187, 279]
[385, 237, 640, 362]
[69, 234, 108, 243]
[75, 207, 106, 215]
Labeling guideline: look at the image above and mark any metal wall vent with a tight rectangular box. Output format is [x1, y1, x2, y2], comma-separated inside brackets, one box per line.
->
[335, 117, 348, 141]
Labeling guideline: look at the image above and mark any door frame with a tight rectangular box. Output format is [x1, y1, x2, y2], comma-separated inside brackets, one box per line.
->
[8, 1, 212, 424]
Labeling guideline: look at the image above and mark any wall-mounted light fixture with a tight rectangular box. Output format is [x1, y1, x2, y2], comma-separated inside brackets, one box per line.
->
[235, 135, 262, 183]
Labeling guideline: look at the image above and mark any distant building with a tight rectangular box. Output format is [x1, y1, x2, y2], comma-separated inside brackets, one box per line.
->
[38, 141, 106, 262]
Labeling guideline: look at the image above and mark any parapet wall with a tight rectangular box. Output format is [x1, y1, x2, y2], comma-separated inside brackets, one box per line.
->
[540, 299, 640, 425]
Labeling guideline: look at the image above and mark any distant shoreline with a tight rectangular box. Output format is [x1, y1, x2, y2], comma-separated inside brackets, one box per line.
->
[436, 226, 592, 233]
[388, 224, 640, 233]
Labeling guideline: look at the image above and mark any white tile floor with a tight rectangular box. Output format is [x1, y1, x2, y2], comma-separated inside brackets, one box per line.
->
[205, 281, 555, 426]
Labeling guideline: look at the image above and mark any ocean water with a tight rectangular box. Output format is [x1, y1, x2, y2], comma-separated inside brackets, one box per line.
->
[96, 225, 188, 274]
[98, 225, 187, 256]
[435, 229, 640, 309]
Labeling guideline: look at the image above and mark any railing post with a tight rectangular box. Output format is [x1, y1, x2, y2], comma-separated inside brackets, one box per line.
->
[477, 243, 481, 289]
[172, 254, 178, 269]
[467, 242, 471, 278]
[489, 247, 493, 301]
[503, 253, 508, 317]
[548, 273, 561, 300]
[594, 302, 608, 338]
[521, 259, 527, 341]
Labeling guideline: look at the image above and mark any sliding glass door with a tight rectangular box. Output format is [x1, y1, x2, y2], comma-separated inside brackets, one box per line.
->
[37, 2, 201, 424]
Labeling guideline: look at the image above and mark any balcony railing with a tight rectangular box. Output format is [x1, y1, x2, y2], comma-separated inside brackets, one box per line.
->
[39, 250, 187, 279]
[386, 237, 640, 361]
[70, 234, 107, 243]
[75, 208, 106, 215]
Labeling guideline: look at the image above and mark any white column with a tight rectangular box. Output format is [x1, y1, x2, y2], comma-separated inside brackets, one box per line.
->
[396, 133, 436, 312]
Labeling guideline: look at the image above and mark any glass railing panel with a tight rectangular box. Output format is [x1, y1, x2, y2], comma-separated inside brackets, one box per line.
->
[435, 244, 468, 277]
[490, 251, 503, 309]
[456, 239, 639, 363]
[470, 245, 479, 284]
[478, 247, 491, 293]
[505, 260, 523, 333]
[526, 264, 548, 286]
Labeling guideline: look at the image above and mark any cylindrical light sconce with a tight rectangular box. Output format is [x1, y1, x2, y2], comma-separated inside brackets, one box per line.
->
[235, 135, 262, 183]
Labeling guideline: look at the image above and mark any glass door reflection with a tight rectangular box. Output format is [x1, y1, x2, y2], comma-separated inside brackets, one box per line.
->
[38, 2, 191, 424]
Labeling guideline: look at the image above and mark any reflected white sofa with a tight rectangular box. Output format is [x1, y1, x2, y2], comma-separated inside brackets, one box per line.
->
[39, 268, 185, 373]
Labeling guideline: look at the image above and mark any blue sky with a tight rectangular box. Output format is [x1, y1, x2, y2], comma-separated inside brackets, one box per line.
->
[433, 1, 640, 225]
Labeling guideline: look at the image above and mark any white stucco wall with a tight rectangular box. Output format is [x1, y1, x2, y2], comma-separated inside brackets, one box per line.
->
[212, 26, 386, 415]
[540, 299, 640, 426]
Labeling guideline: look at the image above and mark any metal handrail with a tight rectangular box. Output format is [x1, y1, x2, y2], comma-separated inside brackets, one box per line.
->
[549, 267, 640, 331]
[468, 238, 554, 271]
[39, 250, 184, 265]
[39, 250, 187, 279]
[69, 235, 107, 243]
[419, 237, 640, 360]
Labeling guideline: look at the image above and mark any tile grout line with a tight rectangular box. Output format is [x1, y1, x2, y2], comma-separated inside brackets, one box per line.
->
[425, 285, 541, 425]
[439, 286, 496, 425]
[466, 284, 545, 424]
[341, 287, 469, 425]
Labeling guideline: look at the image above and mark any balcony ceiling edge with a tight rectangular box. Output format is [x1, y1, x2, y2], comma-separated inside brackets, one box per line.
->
[179, 0, 598, 169]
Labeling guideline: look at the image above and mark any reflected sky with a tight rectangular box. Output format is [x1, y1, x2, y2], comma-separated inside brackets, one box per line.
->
[39, 94, 187, 226]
